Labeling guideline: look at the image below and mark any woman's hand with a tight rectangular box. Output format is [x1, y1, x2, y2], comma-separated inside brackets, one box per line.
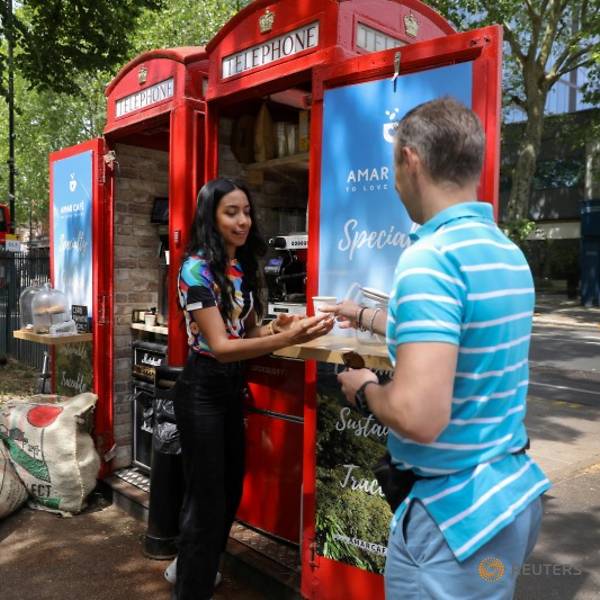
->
[318, 300, 362, 330]
[272, 313, 302, 333]
[284, 314, 334, 345]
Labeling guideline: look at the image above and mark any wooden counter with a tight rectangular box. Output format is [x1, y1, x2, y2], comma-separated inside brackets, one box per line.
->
[273, 335, 393, 371]
[131, 323, 168, 336]
[13, 329, 93, 345]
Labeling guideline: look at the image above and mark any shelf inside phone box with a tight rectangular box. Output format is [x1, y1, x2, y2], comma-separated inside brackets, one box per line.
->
[12, 329, 93, 345]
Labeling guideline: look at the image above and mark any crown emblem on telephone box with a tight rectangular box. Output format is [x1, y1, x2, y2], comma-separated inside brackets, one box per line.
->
[259, 8, 275, 33]
[138, 66, 148, 85]
[404, 13, 419, 38]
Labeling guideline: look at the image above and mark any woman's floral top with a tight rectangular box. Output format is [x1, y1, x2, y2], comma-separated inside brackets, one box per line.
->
[177, 252, 253, 357]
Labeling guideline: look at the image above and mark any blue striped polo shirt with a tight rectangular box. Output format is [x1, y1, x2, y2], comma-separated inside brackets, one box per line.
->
[385, 201, 550, 562]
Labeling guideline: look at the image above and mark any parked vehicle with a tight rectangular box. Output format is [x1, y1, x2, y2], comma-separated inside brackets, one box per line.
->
[0, 204, 14, 248]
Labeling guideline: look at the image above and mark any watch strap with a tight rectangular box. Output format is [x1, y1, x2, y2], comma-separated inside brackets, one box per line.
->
[355, 380, 377, 416]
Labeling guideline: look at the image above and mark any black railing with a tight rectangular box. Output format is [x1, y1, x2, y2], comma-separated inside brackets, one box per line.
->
[0, 247, 50, 369]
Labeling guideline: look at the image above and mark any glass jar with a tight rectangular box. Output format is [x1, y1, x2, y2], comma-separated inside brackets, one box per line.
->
[31, 283, 70, 334]
[19, 284, 42, 330]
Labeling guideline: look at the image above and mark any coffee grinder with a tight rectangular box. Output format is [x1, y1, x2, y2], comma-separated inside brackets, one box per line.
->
[264, 234, 307, 318]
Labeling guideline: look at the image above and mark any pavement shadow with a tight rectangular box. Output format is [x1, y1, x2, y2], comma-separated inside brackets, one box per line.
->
[529, 341, 600, 371]
[525, 396, 600, 446]
[515, 492, 600, 599]
[535, 293, 600, 326]
[535, 308, 600, 327]
[0, 495, 172, 600]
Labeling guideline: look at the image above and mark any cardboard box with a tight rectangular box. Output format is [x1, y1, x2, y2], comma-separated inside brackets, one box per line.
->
[298, 110, 310, 152]
[254, 103, 275, 162]
[231, 114, 255, 164]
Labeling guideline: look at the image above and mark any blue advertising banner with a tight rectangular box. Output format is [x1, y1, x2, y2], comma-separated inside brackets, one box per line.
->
[52, 152, 93, 311]
[52, 151, 94, 396]
[315, 62, 473, 574]
[318, 62, 473, 301]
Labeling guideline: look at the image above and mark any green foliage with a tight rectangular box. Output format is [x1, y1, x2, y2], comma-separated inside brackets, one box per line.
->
[2, 0, 162, 95]
[132, 0, 251, 53]
[0, 70, 108, 226]
[533, 158, 584, 191]
[316, 469, 391, 573]
[502, 218, 536, 244]
[428, 0, 600, 221]
[522, 238, 580, 282]
[315, 377, 391, 574]
[581, 47, 600, 105]
[0, 0, 251, 231]
[317, 392, 386, 468]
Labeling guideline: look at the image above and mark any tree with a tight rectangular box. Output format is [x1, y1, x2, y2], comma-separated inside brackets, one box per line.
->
[0, 69, 108, 230]
[428, 0, 600, 223]
[0, 0, 251, 233]
[0, 0, 162, 96]
[131, 0, 251, 53]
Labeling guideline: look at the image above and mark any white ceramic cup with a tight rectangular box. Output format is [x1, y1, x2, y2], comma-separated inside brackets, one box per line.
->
[312, 296, 337, 316]
[144, 312, 157, 327]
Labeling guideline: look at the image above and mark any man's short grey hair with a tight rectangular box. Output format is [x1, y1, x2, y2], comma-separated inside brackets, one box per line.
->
[394, 97, 485, 186]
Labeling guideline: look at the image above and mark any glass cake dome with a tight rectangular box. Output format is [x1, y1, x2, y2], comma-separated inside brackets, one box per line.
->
[31, 283, 70, 334]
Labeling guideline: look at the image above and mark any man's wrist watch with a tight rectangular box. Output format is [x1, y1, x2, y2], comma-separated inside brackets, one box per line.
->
[354, 380, 377, 416]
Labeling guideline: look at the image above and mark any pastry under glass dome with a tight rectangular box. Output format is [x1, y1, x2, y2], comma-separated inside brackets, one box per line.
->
[19, 284, 43, 330]
[31, 283, 70, 334]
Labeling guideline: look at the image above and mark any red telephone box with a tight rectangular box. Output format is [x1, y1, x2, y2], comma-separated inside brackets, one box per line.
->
[48, 1, 502, 597]
[49, 48, 208, 468]
[203, 0, 457, 558]
[200, 2, 501, 598]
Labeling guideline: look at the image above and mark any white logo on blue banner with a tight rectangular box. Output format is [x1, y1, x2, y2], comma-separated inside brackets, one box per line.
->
[52, 151, 93, 311]
[318, 62, 472, 301]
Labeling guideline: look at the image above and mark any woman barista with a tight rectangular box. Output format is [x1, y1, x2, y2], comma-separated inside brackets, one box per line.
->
[172, 177, 333, 600]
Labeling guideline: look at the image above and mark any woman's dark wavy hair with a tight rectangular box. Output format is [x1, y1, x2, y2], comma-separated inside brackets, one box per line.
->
[185, 177, 267, 322]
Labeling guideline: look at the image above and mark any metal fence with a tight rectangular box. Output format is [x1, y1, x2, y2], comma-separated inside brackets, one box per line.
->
[0, 247, 50, 369]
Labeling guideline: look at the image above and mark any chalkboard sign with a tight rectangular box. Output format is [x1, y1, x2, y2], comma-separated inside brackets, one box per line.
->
[72, 304, 89, 333]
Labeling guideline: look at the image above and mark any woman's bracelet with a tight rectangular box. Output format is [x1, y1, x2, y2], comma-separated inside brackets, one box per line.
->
[357, 306, 368, 331]
[368, 308, 382, 334]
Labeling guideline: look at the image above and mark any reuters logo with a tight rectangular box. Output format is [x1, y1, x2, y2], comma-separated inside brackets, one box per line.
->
[479, 557, 506, 582]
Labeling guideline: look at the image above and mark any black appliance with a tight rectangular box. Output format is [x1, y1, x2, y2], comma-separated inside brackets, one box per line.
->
[264, 235, 307, 304]
[132, 340, 167, 382]
[131, 341, 167, 472]
[150, 196, 169, 224]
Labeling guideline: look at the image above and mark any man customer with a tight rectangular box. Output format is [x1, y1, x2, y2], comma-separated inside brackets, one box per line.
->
[326, 97, 550, 599]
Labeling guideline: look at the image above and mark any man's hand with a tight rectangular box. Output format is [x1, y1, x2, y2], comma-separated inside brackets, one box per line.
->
[337, 368, 378, 406]
[319, 299, 361, 330]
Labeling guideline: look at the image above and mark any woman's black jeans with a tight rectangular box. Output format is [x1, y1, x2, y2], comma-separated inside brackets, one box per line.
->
[173, 352, 246, 600]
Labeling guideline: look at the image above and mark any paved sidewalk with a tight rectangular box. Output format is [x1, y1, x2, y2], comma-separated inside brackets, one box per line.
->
[517, 291, 600, 599]
[517, 397, 600, 600]
[534, 292, 600, 329]
[0, 493, 269, 600]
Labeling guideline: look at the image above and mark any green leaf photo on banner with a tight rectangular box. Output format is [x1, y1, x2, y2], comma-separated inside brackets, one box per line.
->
[315, 363, 392, 574]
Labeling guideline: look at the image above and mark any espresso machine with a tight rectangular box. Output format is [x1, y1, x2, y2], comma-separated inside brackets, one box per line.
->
[264, 234, 307, 318]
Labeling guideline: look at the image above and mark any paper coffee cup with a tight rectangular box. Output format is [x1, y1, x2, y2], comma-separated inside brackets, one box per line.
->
[144, 312, 157, 327]
[312, 296, 337, 315]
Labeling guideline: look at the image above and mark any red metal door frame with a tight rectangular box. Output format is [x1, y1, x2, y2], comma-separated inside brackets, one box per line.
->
[168, 98, 207, 367]
[302, 24, 502, 599]
[49, 138, 114, 474]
